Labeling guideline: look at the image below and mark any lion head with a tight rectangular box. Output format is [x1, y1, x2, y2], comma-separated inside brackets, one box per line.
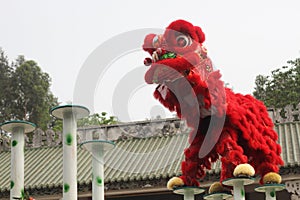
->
[143, 20, 226, 121]
[143, 19, 213, 85]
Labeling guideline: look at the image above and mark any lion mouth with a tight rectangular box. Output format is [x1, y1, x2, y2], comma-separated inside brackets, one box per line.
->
[144, 48, 182, 84]
[144, 61, 188, 85]
[144, 53, 194, 85]
[144, 47, 177, 66]
[152, 50, 177, 63]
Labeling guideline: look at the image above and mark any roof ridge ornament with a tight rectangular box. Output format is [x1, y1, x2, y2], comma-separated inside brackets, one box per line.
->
[268, 102, 300, 123]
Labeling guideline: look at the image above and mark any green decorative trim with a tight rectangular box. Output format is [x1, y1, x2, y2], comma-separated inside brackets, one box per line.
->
[0, 120, 36, 133]
[79, 140, 115, 151]
[10, 181, 14, 189]
[64, 183, 70, 193]
[270, 191, 275, 197]
[65, 133, 73, 146]
[173, 186, 205, 195]
[12, 140, 18, 147]
[21, 188, 25, 198]
[96, 176, 103, 186]
[50, 104, 90, 119]
[241, 189, 245, 197]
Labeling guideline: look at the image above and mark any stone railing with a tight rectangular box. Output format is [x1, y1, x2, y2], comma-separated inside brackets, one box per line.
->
[77, 117, 189, 142]
[0, 118, 189, 151]
[0, 128, 63, 152]
[285, 180, 300, 200]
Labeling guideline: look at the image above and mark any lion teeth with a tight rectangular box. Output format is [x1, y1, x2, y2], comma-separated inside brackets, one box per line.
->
[152, 51, 159, 62]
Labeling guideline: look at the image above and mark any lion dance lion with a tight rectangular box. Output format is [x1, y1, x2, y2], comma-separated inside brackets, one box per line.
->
[142, 19, 284, 189]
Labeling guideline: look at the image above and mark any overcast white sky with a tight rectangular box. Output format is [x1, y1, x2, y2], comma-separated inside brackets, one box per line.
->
[1, 0, 300, 122]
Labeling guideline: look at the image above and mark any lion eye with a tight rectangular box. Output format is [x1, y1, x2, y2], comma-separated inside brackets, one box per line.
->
[176, 34, 192, 47]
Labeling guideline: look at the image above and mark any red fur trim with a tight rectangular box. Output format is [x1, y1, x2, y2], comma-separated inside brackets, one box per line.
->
[194, 26, 205, 43]
[166, 20, 200, 42]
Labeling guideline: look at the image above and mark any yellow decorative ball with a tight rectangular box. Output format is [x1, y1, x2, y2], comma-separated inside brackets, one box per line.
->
[263, 172, 282, 184]
[167, 177, 184, 190]
[233, 164, 255, 177]
[208, 182, 224, 194]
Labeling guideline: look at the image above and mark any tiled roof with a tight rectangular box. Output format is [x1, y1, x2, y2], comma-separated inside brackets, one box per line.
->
[0, 121, 299, 195]
[104, 133, 222, 183]
[275, 122, 300, 166]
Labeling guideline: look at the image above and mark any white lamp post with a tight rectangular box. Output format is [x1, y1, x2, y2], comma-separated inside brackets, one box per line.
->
[255, 184, 285, 200]
[51, 104, 89, 200]
[173, 186, 205, 200]
[203, 192, 232, 200]
[222, 177, 254, 200]
[80, 139, 115, 200]
[1, 120, 36, 200]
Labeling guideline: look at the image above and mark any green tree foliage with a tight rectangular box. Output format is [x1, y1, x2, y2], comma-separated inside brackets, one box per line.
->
[0, 49, 58, 129]
[77, 112, 118, 127]
[253, 58, 300, 109]
[78, 112, 118, 127]
[0, 49, 13, 119]
[52, 112, 118, 132]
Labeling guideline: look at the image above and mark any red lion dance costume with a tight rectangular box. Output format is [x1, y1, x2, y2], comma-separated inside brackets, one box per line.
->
[143, 19, 284, 188]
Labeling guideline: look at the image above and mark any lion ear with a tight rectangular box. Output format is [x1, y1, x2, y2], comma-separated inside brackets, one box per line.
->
[195, 26, 205, 43]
